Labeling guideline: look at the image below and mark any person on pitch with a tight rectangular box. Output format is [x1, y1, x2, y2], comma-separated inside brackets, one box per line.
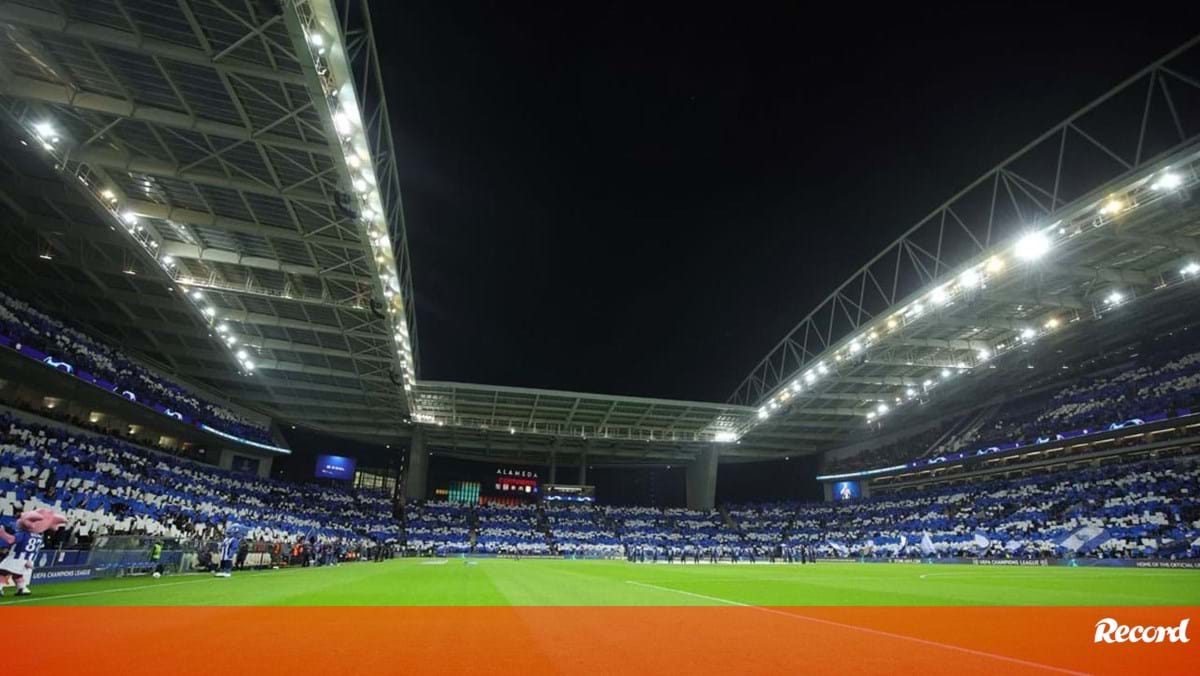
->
[214, 523, 244, 578]
[0, 508, 68, 597]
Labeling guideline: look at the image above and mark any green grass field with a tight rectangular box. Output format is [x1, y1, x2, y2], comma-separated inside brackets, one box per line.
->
[5, 559, 1199, 606]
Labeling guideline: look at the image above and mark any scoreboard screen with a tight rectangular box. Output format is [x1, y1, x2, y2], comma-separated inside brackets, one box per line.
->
[543, 484, 595, 503]
[315, 454, 356, 480]
[493, 468, 539, 499]
[496, 477, 538, 493]
[833, 480, 861, 501]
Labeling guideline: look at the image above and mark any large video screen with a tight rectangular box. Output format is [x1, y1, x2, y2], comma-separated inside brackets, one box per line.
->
[315, 454, 356, 480]
[833, 480, 861, 501]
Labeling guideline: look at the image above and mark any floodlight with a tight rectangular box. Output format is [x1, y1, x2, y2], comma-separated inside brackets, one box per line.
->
[1099, 198, 1125, 215]
[1014, 232, 1051, 261]
[1152, 173, 1182, 191]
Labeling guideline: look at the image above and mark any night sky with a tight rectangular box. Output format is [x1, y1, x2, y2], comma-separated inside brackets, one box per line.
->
[374, 2, 1200, 403]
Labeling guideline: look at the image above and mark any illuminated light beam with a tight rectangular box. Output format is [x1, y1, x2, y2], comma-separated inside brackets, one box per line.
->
[199, 424, 291, 454]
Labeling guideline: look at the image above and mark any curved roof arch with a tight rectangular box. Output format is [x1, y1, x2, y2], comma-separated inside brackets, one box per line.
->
[728, 34, 1200, 452]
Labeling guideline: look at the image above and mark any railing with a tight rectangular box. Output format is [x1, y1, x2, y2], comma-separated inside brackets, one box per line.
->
[31, 535, 399, 584]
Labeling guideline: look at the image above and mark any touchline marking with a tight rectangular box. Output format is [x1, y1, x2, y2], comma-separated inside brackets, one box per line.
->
[917, 571, 1182, 580]
[0, 570, 278, 606]
[624, 580, 1088, 676]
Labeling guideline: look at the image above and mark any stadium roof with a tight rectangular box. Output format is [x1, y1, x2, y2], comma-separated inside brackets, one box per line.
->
[409, 381, 755, 464]
[0, 4, 1198, 464]
[728, 36, 1200, 455]
[0, 0, 417, 435]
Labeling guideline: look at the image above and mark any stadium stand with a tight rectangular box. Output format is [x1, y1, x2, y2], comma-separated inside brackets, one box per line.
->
[401, 447, 1199, 562]
[3, 280, 1196, 567]
[794, 455, 1200, 560]
[0, 409, 397, 558]
[0, 291, 273, 444]
[403, 501, 473, 555]
[828, 334, 1200, 474]
[474, 503, 550, 555]
[545, 502, 622, 557]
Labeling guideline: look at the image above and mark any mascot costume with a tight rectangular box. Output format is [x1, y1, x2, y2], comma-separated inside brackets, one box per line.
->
[0, 508, 68, 597]
[215, 523, 244, 578]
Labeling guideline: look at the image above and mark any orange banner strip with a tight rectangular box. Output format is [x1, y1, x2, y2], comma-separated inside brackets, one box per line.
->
[11, 606, 1198, 675]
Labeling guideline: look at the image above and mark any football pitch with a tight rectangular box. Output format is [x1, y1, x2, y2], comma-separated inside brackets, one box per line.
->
[6, 558, 1199, 606]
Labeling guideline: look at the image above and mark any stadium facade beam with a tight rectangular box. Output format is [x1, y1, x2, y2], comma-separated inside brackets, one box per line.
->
[892, 338, 995, 351]
[799, 391, 901, 402]
[983, 290, 1088, 311]
[837, 376, 927, 387]
[172, 275, 368, 312]
[70, 147, 332, 204]
[226, 333, 391, 364]
[125, 200, 366, 252]
[1099, 231, 1200, 253]
[241, 358, 387, 382]
[0, 75, 330, 156]
[770, 406, 864, 417]
[743, 429, 845, 443]
[208, 373, 402, 400]
[1038, 263, 1155, 287]
[231, 394, 393, 412]
[916, 315, 1034, 333]
[160, 242, 368, 285]
[859, 356, 972, 368]
[761, 417, 863, 430]
[0, 3, 308, 86]
[216, 308, 389, 342]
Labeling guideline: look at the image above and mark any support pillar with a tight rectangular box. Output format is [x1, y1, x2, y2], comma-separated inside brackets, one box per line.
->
[686, 445, 718, 511]
[578, 451, 587, 485]
[405, 427, 428, 501]
[549, 449, 558, 485]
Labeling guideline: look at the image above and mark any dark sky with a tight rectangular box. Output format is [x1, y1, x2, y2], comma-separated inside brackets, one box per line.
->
[373, 2, 1200, 402]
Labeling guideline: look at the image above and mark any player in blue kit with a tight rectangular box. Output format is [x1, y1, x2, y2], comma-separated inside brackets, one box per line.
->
[214, 524, 243, 578]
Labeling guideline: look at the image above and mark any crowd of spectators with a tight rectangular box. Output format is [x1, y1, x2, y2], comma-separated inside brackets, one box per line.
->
[401, 450, 1199, 562]
[546, 503, 622, 557]
[6, 405, 1194, 568]
[827, 337, 1200, 474]
[0, 412, 397, 555]
[783, 455, 1200, 560]
[0, 290, 272, 444]
[475, 503, 550, 555]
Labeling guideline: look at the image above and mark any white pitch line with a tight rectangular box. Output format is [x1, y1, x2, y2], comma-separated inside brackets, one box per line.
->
[0, 570, 276, 606]
[917, 571, 1185, 580]
[624, 580, 1089, 676]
